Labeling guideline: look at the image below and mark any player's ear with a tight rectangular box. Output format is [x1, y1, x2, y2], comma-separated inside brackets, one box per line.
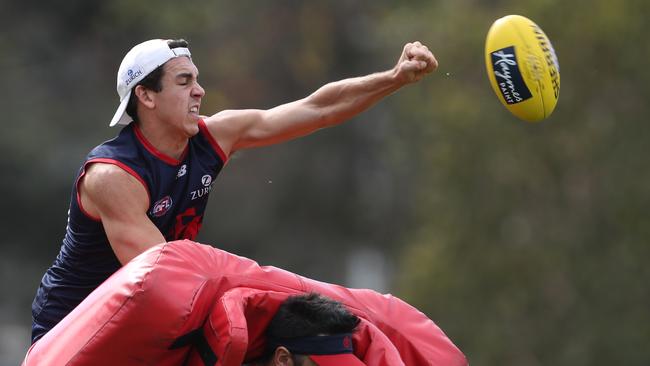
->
[134, 85, 156, 110]
[271, 346, 294, 366]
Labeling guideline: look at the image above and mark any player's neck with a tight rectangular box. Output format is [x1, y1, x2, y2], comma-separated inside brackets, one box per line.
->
[135, 120, 189, 161]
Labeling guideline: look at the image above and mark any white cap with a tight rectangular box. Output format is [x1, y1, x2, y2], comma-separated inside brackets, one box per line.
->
[109, 39, 192, 127]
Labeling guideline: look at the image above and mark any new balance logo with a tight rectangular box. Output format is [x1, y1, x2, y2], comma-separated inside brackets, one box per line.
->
[177, 164, 187, 178]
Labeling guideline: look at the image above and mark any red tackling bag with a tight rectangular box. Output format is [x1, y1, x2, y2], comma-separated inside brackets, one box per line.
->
[23, 240, 467, 366]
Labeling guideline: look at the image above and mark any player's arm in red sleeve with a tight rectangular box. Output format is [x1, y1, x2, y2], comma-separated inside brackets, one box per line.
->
[202, 42, 438, 156]
[79, 163, 166, 265]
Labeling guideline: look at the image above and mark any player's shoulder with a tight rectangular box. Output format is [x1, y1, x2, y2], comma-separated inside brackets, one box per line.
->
[202, 110, 262, 157]
[83, 163, 144, 195]
[80, 162, 150, 218]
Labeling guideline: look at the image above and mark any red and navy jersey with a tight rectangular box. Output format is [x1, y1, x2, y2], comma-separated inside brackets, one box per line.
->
[31, 119, 227, 343]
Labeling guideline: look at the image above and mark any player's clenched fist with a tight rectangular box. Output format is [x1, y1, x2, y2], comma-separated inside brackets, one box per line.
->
[393, 41, 438, 84]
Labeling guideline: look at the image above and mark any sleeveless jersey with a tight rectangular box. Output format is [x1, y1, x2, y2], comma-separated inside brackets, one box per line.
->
[30, 119, 227, 343]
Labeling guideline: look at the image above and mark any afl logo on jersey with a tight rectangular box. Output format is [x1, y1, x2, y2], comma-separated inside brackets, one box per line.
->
[152, 196, 173, 217]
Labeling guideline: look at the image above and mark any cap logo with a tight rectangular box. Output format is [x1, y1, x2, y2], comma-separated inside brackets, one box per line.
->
[125, 68, 143, 87]
[342, 336, 351, 349]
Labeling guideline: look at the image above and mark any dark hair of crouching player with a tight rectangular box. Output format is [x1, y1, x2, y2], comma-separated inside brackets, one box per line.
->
[251, 293, 364, 366]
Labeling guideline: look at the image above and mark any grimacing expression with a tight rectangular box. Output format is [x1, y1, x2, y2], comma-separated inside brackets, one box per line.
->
[153, 56, 205, 136]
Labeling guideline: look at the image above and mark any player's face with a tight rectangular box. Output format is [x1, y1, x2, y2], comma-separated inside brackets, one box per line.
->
[154, 56, 205, 137]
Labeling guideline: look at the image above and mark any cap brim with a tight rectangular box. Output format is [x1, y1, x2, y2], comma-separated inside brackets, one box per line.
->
[109, 90, 133, 127]
[309, 354, 365, 366]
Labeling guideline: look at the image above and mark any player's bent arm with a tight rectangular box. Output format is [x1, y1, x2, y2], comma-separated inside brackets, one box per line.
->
[204, 41, 438, 155]
[79, 163, 166, 265]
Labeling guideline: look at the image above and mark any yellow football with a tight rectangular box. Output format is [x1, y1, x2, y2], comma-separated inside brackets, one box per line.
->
[485, 15, 560, 122]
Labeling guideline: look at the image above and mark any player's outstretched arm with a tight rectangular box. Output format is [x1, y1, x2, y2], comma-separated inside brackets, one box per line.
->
[204, 41, 437, 156]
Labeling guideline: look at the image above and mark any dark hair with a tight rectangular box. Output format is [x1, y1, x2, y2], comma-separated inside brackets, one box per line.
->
[125, 38, 190, 122]
[268, 293, 359, 338]
[252, 293, 359, 365]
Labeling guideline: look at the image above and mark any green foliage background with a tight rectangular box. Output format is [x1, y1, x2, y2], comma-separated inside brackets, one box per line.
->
[1, 0, 648, 365]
